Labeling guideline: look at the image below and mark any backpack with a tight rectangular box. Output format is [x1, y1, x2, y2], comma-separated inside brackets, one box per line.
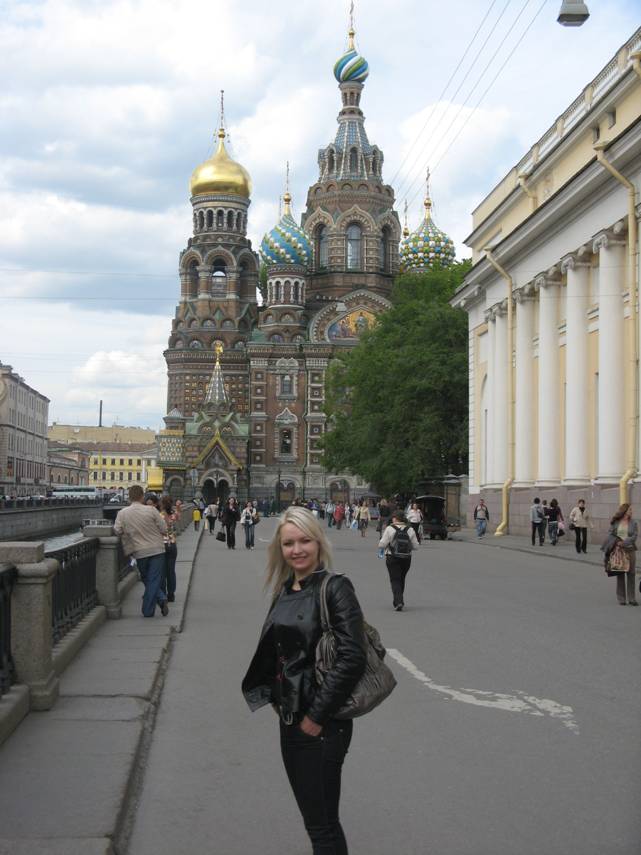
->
[389, 525, 412, 558]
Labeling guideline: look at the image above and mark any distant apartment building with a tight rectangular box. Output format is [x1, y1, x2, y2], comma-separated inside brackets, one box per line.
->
[47, 443, 90, 487]
[0, 362, 49, 497]
[48, 424, 156, 445]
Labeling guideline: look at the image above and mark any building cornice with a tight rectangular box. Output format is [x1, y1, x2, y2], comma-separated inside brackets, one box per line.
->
[452, 117, 641, 308]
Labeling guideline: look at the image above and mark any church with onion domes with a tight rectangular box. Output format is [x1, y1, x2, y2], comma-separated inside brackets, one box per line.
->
[156, 19, 455, 505]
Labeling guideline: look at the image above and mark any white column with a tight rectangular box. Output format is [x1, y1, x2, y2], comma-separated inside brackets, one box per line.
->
[537, 275, 561, 484]
[562, 253, 591, 484]
[595, 234, 626, 479]
[485, 309, 495, 485]
[493, 304, 508, 484]
[514, 289, 535, 484]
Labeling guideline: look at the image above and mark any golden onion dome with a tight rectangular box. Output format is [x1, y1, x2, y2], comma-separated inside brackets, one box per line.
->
[189, 128, 252, 199]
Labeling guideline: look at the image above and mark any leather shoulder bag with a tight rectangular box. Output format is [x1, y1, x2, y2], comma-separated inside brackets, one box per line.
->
[315, 572, 397, 719]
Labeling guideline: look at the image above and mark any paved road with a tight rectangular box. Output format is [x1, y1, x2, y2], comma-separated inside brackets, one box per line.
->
[127, 519, 641, 855]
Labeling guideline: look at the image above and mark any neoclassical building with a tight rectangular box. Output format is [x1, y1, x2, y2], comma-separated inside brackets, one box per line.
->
[157, 24, 404, 504]
[452, 27, 641, 537]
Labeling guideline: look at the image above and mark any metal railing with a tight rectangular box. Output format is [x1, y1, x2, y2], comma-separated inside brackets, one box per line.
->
[47, 539, 99, 645]
[0, 564, 17, 699]
[0, 496, 104, 511]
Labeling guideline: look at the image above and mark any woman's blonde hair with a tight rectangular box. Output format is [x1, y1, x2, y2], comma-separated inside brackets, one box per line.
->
[265, 506, 333, 596]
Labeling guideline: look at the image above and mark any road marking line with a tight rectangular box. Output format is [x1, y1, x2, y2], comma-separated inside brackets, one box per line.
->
[387, 648, 579, 735]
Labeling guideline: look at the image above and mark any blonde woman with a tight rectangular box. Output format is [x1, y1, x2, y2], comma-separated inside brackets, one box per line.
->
[242, 507, 367, 855]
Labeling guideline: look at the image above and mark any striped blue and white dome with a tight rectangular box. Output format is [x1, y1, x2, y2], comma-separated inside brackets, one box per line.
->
[334, 46, 369, 83]
[260, 195, 312, 269]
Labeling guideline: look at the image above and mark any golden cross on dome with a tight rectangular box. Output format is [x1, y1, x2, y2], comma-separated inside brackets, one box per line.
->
[219, 90, 226, 133]
[215, 342, 224, 358]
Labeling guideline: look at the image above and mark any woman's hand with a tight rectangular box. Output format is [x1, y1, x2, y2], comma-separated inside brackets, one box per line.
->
[299, 715, 322, 737]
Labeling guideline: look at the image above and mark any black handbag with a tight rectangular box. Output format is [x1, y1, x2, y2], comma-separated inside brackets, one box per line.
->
[315, 572, 396, 719]
[216, 531, 226, 542]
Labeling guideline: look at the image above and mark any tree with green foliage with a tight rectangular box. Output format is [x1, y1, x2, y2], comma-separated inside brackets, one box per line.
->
[321, 261, 470, 496]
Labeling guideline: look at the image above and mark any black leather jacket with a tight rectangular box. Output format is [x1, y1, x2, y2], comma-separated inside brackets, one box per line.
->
[242, 570, 367, 725]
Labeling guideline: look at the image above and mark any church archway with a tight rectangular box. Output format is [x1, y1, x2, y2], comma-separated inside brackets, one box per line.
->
[329, 479, 350, 504]
[217, 479, 230, 505]
[202, 478, 217, 504]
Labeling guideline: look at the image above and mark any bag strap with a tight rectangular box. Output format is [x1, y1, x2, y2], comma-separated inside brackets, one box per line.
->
[318, 571, 344, 633]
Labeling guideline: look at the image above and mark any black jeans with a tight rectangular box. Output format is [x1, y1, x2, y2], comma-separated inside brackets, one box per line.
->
[386, 555, 411, 607]
[280, 718, 353, 855]
[531, 522, 544, 545]
[225, 523, 236, 549]
[574, 526, 587, 553]
[163, 543, 177, 597]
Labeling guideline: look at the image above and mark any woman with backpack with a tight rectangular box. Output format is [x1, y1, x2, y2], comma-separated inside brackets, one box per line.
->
[378, 510, 419, 611]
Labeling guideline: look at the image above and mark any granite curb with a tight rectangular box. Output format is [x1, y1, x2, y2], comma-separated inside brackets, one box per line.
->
[450, 528, 604, 567]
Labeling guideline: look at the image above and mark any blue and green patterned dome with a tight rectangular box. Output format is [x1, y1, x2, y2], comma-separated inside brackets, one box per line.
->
[260, 194, 312, 269]
[333, 29, 369, 83]
[400, 199, 456, 272]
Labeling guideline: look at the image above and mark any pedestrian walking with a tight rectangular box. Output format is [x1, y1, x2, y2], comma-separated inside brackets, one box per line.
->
[376, 498, 391, 534]
[222, 497, 240, 549]
[530, 498, 545, 546]
[240, 500, 258, 549]
[114, 485, 169, 618]
[602, 503, 638, 606]
[206, 500, 218, 535]
[334, 501, 346, 530]
[326, 500, 335, 527]
[378, 510, 419, 611]
[546, 498, 564, 546]
[356, 500, 370, 537]
[569, 499, 590, 553]
[160, 495, 178, 603]
[473, 499, 489, 538]
[541, 499, 549, 543]
[242, 507, 367, 855]
[406, 502, 423, 543]
[192, 506, 201, 531]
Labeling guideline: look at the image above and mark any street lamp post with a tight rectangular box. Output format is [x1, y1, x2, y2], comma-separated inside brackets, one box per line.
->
[276, 467, 281, 512]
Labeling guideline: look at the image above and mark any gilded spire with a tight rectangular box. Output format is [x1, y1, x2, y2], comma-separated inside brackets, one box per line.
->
[348, 1, 355, 48]
[204, 344, 229, 410]
[283, 161, 292, 217]
[424, 167, 433, 217]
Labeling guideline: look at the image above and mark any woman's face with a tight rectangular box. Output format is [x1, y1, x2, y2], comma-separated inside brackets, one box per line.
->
[280, 522, 320, 577]
[625, 506, 632, 519]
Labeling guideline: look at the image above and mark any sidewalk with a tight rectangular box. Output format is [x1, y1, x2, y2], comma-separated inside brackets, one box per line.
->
[0, 523, 204, 855]
[452, 527, 603, 567]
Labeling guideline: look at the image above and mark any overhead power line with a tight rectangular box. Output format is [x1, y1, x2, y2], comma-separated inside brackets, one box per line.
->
[401, 0, 538, 209]
[423, 0, 549, 197]
[388, 0, 503, 192]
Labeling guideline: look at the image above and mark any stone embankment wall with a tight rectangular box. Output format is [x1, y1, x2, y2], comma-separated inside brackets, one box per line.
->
[0, 504, 104, 540]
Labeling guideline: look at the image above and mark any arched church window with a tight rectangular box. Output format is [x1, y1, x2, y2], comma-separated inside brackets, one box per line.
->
[327, 150, 335, 174]
[193, 212, 197, 231]
[227, 210, 234, 229]
[372, 156, 378, 176]
[292, 282, 299, 302]
[316, 225, 328, 269]
[236, 211, 242, 230]
[217, 209, 224, 229]
[280, 429, 293, 455]
[188, 259, 199, 297]
[206, 210, 213, 228]
[284, 280, 291, 303]
[275, 280, 282, 302]
[349, 148, 358, 173]
[380, 226, 391, 272]
[198, 211, 205, 230]
[212, 258, 227, 290]
[346, 224, 362, 271]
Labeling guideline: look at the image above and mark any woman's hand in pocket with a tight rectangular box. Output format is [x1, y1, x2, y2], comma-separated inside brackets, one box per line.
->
[299, 715, 322, 737]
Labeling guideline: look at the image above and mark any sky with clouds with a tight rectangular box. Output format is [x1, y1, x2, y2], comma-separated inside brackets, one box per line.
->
[1, 0, 638, 429]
